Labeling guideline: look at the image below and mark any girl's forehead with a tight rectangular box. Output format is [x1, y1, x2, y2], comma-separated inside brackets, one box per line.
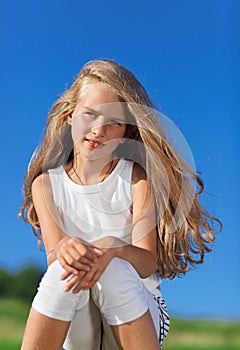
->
[74, 84, 125, 118]
[78, 83, 119, 104]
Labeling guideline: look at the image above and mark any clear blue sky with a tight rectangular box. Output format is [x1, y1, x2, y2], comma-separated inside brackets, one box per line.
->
[1, 0, 239, 320]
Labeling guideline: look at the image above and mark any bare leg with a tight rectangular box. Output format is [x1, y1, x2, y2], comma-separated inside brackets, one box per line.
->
[21, 307, 70, 350]
[111, 310, 161, 350]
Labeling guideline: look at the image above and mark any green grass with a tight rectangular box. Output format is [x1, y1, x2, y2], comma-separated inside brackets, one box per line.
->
[0, 297, 240, 349]
[0, 297, 30, 349]
[163, 318, 240, 350]
[163, 347, 239, 350]
[0, 340, 22, 350]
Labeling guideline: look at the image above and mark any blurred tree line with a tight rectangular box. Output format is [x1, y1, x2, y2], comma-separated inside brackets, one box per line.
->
[0, 265, 43, 302]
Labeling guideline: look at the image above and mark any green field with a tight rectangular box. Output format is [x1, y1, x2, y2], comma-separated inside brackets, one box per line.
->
[0, 297, 239, 349]
[162, 317, 240, 350]
[0, 298, 30, 349]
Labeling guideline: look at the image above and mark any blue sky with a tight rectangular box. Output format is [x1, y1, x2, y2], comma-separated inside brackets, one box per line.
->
[1, 0, 239, 320]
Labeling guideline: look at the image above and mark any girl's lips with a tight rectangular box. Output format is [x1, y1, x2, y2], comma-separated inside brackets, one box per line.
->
[85, 139, 104, 149]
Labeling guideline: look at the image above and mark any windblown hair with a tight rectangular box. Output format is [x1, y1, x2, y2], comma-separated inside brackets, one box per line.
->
[20, 59, 221, 279]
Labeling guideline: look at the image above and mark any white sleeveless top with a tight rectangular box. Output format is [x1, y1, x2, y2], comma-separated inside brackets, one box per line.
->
[48, 158, 162, 292]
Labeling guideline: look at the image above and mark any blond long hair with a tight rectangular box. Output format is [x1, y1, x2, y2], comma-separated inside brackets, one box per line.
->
[20, 59, 221, 279]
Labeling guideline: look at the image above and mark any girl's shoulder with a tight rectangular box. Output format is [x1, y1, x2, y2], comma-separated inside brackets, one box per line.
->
[31, 172, 52, 200]
[32, 165, 64, 191]
[32, 172, 50, 188]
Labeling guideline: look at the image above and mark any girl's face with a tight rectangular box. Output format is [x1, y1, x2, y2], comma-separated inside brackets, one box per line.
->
[69, 83, 126, 161]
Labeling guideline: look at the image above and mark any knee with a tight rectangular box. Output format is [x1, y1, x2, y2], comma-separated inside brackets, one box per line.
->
[32, 260, 88, 321]
[38, 259, 66, 290]
[91, 258, 148, 326]
[92, 257, 142, 306]
[100, 258, 140, 294]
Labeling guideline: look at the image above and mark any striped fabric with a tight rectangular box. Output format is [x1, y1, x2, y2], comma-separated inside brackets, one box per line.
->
[152, 295, 170, 345]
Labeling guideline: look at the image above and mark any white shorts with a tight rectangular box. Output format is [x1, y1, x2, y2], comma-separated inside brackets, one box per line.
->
[32, 258, 169, 349]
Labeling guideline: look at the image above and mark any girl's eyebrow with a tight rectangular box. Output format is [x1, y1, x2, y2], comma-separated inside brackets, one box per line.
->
[81, 106, 98, 113]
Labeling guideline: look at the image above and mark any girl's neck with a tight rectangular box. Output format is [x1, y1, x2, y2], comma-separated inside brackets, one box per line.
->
[68, 154, 117, 185]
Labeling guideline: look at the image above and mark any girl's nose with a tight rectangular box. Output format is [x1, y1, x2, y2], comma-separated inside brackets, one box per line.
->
[91, 123, 106, 137]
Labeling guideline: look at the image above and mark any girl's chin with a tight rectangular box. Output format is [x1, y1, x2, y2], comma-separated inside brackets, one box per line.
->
[74, 142, 119, 161]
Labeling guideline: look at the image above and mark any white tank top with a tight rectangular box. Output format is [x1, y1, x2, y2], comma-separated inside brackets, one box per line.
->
[48, 158, 162, 292]
[48, 158, 133, 244]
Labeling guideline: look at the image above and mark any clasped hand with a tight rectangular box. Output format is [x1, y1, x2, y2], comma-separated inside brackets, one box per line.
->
[55, 236, 117, 293]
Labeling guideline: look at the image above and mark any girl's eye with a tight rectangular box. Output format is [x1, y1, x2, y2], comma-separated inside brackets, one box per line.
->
[84, 112, 97, 119]
[109, 119, 123, 126]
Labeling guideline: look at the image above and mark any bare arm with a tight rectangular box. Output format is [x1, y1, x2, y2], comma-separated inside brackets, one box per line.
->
[116, 162, 157, 277]
[32, 173, 102, 274]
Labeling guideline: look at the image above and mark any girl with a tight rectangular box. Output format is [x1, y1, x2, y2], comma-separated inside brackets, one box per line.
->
[20, 59, 220, 350]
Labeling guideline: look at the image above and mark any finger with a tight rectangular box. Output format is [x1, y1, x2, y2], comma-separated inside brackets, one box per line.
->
[83, 270, 101, 290]
[61, 238, 96, 263]
[66, 245, 92, 263]
[61, 270, 72, 280]
[64, 276, 85, 292]
[72, 268, 98, 293]
[64, 276, 80, 292]
[70, 261, 91, 272]
[58, 257, 78, 275]
[61, 268, 86, 281]
[72, 275, 96, 293]
[73, 256, 95, 268]
[76, 245, 100, 263]
[91, 247, 104, 256]
[64, 239, 103, 263]
[64, 250, 82, 267]
[59, 245, 94, 269]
